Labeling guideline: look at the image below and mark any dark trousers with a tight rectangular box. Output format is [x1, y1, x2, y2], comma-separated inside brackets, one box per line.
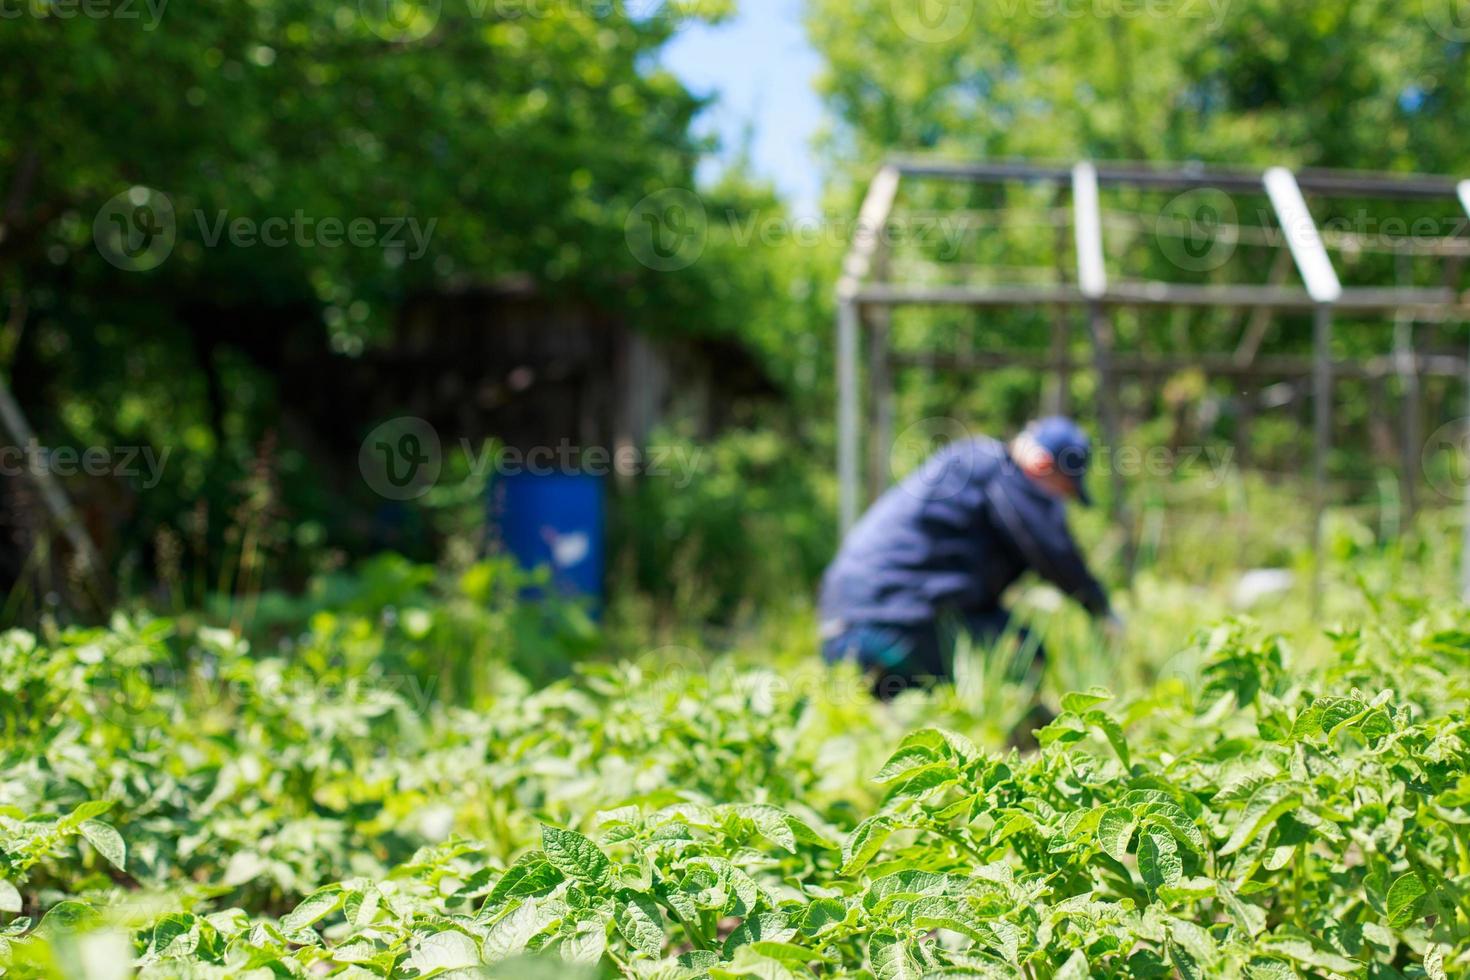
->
[821, 608, 1043, 701]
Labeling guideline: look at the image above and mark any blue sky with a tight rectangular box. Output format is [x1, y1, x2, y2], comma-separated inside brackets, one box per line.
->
[660, 0, 826, 217]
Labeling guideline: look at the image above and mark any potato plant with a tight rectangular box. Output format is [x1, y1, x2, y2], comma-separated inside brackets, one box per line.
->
[1, 610, 1468, 977]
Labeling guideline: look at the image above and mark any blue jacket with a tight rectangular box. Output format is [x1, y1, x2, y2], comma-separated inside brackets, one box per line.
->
[819, 437, 1110, 626]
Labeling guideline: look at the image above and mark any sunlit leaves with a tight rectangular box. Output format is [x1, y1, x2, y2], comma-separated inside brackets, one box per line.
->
[5, 616, 1470, 978]
[1386, 872, 1428, 929]
[541, 826, 612, 889]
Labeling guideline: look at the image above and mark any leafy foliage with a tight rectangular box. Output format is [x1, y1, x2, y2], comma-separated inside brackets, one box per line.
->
[2, 600, 1469, 976]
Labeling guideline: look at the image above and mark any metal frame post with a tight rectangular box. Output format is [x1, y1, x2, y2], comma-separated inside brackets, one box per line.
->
[1312, 306, 1333, 610]
[1264, 166, 1341, 610]
[1458, 181, 1470, 601]
[1462, 329, 1470, 605]
[1072, 161, 1133, 567]
[865, 297, 894, 505]
[837, 300, 861, 532]
[1394, 315, 1421, 524]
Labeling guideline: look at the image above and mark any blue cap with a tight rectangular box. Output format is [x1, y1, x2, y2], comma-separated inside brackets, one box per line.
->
[1026, 416, 1093, 506]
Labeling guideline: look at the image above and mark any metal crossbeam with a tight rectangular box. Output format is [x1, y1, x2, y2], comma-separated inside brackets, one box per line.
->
[889, 157, 1465, 200]
[850, 282, 1467, 315]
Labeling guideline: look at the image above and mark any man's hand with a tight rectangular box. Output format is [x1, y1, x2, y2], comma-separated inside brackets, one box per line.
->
[1101, 612, 1126, 643]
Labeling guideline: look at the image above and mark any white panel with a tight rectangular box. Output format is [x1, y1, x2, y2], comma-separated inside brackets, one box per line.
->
[1072, 162, 1107, 300]
[1264, 167, 1342, 305]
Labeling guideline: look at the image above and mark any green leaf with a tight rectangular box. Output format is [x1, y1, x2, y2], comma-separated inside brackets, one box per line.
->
[1037, 712, 1088, 746]
[407, 930, 480, 974]
[723, 911, 794, 958]
[993, 811, 1037, 845]
[1244, 959, 1295, 980]
[487, 853, 563, 907]
[279, 885, 342, 934]
[909, 897, 986, 943]
[149, 913, 198, 958]
[1139, 826, 1182, 893]
[863, 871, 954, 910]
[1158, 877, 1217, 903]
[1386, 872, 1428, 928]
[840, 815, 895, 876]
[715, 945, 804, 980]
[343, 885, 382, 927]
[559, 913, 609, 965]
[800, 898, 848, 936]
[614, 891, 665, 958]
[751, 940, 827, 963]
[1220, 783, 1300, 856]
[1062, 687, 1113, 714]
[1137, 804, 1206, 854]
[79, 820, 126, 872]
[1425, 943, 1449, 980]
[1084, 710, 1131, 768]
[1168, 918, 1218, 978]
[883, 764, 959, 802]
[63, 800, 114, 826]
[541, 825, 612, 889]
[893, 727, 978, 763]
[680, 950, 721, 972]
[35, 901, 98, 937]
[1054, 949, 1093, 980]
[0, 880, 20, 914]
[1062, 805, 1106, 841]
[737, 804, 797, 851]
[869, 932, 920, 980]
[1098, 807, 1137, 862]
[331, 939, 380, 964]
[873, 744, 942, 782]
[483, 899, 562, 961]
[687, 856, 760, 915]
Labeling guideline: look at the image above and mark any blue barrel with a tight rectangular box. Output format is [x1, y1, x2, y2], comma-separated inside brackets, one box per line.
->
[488, 472, 605, 604]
